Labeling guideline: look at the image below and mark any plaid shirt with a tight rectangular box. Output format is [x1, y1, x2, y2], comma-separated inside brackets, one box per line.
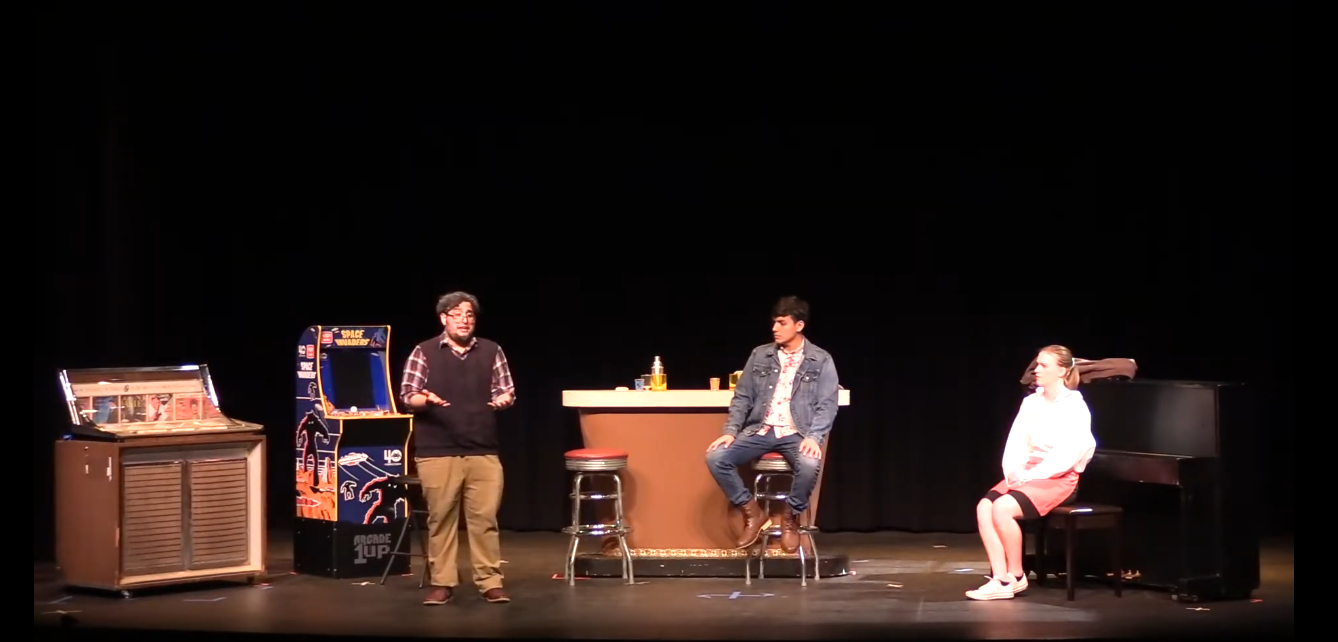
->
[400, 335, 516, 406]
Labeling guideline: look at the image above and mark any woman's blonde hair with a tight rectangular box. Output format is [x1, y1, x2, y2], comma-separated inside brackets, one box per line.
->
[1040, 344, 1082, 389]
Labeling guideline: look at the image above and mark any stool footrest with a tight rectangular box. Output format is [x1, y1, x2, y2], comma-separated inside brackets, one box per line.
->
[569, 491, 621, 500]
[758, 525, 819, 536]
[563, 524, 632, 537]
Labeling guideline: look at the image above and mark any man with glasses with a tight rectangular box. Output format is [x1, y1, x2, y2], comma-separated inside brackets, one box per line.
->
[400, 291, 516, 606]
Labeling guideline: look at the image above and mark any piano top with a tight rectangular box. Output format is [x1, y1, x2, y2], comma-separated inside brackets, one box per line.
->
[1094, 448, 1193, 460]
[1086, 378, 1243, 389]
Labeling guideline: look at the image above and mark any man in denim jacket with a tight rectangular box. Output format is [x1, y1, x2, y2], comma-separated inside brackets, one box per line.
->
[705, 296, 841, 554]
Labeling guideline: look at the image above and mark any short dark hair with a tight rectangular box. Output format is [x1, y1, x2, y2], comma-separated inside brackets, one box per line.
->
[436, 291, 481, 316]
[771, 295, 810, 324]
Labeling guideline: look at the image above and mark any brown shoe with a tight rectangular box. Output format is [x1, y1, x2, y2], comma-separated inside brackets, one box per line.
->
[735, 499, 770, 549]
[481, 587, 510, 603]
[779, 511, 801, 554]
[422, 586, 453, 605]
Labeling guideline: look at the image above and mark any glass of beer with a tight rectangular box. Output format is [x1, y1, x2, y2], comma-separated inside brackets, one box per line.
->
[709, 377, 720, 391]
[728, 371, 741, 389]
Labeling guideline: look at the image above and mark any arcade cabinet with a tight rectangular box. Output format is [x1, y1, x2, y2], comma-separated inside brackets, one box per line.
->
[293, 325, 415, 579]
[53, 365, 267, 596]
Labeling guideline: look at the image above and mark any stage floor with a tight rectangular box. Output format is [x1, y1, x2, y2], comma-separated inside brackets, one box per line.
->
[34, 530, 1293, 641]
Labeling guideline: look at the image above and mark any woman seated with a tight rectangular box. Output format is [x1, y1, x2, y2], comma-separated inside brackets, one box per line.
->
[966, 344, 1097, 601]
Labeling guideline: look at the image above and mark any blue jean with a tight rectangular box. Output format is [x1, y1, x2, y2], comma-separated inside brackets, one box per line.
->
[705, 432, 820, 514]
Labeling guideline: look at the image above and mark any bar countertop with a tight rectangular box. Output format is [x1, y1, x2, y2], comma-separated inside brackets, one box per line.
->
[561, 389, 851, 408]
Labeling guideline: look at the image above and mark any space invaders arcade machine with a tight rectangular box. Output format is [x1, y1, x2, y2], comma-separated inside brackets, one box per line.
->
[293, 325, 415, 579]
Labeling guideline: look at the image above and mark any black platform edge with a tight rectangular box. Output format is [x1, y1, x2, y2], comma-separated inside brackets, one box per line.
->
[32, 625, 1296, 642]
[572, 552, 850, 578]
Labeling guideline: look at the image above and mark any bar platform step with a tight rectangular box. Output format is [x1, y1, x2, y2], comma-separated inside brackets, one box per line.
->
[572, 552, 850, 579]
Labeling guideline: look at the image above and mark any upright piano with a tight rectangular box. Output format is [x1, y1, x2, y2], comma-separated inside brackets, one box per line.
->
[1074, 378, 1260, 602]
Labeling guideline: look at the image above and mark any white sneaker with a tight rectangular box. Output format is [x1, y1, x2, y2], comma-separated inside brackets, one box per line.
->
[1010, 573, 1029, 594]
[965, 577, 1015, 601]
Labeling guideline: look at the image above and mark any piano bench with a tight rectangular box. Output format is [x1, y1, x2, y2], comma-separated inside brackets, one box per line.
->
[1029, 503, 1123, 602]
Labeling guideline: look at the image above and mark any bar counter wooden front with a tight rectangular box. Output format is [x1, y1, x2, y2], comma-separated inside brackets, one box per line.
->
[561, 388, 851, 578]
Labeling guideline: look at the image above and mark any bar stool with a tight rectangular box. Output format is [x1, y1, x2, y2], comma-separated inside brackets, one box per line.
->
[561, 448, 634, 586]
[379, 475, 431, 587]
[745, 452, 820, 587]
[1028, 503, 1124, 601]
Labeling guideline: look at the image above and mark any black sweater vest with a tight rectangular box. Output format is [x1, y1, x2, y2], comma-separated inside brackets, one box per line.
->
[413, 337, 500, 457]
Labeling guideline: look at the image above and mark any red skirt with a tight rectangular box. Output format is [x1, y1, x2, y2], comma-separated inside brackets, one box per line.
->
[988, 456, 1078, 518]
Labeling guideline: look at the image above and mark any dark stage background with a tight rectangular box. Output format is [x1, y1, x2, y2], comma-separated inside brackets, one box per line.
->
[33, 4, 1292, 562]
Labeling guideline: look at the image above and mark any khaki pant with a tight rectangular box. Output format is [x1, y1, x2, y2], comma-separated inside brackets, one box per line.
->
[415, 455, 505, 592]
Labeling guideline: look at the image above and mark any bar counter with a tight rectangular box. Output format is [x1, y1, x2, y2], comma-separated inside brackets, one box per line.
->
[561, 388, 851, 578]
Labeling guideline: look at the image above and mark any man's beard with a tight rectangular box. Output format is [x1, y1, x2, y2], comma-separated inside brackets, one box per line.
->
[448, 329, 474, 343]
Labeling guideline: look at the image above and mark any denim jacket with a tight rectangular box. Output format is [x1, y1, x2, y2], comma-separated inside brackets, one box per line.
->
[721, 339, 841, 443]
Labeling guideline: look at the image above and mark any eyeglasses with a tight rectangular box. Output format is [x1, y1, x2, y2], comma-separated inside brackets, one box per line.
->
[445, 312, 475, 321]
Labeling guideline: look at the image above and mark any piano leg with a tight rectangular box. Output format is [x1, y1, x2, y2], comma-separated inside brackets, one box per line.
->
[1177, 487, 1193, 602]
[1112, 513, 1122, 598]
[1033, 522, 1048, 586]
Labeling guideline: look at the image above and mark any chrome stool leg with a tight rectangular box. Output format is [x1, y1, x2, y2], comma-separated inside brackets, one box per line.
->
[759, 472, 769, 581]
[745, 473, 766, 585]
[564, 471, 585, 586]
[797, 531, 807, 587]
[612, 473, 634, 584]
[805, 528, 821, 584]
[753, 471, 782, 582]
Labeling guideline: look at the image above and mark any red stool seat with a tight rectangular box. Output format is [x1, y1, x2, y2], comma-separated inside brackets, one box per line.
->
[565, 448, 628, 459]
[760, 452, 785, 460]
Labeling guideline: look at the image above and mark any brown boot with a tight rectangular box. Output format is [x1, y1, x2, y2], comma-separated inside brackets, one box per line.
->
[780, 511, 801, 554]
[422, 586, 453, 605]
[481, 587, 511, 603]
[735, 499, 770, 548]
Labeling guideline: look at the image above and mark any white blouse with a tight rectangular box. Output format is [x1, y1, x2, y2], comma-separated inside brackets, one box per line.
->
[1001, 387, 1097, 483]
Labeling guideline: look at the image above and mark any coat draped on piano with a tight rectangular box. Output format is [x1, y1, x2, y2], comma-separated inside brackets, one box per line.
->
[1019, 357, 1137, 387]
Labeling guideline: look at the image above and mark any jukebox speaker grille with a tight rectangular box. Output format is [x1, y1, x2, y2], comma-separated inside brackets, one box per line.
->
[121, 462, 186, 575]
[187, 458, 250, 569]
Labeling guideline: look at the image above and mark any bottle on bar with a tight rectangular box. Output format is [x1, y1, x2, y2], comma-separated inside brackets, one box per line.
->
[650, 356, 667, 391]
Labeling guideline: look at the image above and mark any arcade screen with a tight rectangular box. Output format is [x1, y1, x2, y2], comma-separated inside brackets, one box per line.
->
[324, 350, 378, 410]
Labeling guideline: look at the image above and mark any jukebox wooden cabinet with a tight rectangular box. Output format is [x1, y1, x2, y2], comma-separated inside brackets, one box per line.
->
[54, 365, 267, 595]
